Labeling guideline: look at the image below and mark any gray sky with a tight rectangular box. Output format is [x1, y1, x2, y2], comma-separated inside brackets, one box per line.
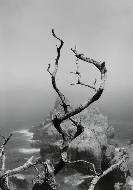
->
[0, 0, 133, 129]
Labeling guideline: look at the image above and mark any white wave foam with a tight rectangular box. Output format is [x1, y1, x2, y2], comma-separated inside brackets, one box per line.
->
[13, 129, 33, 141]
[14, 129, 33, 137]
[18, 148, 40, 154]
[28, 139, 36, 143]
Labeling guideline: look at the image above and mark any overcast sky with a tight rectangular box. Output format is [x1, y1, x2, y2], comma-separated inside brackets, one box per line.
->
[0, 0, 133, 129]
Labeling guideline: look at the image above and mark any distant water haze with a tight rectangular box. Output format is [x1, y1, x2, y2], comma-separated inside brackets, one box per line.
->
[0, 86, 132, 143]
[0, 0, 133, 141]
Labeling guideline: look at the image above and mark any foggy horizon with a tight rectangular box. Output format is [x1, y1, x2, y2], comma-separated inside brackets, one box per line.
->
[0, 0, 133, 132]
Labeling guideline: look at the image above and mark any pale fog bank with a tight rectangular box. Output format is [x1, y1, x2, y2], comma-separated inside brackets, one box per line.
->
[1, 88, 133, 132]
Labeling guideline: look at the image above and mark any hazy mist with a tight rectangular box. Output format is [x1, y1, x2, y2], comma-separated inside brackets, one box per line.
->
[0, 0, 133, 132]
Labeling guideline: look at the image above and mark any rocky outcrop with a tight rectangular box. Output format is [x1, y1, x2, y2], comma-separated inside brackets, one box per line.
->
[28, 98, 133, 189]
[31, 98, 115, 173]
[67, 128, 105, 173]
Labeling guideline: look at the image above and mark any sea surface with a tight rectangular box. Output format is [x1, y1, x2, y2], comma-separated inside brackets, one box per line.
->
[0, 119, 132, 189]
[0, 125, 82, 189]
[1, 127, 40, 170]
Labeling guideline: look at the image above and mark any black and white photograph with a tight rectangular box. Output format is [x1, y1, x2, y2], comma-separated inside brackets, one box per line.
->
[0, 0, 133, 189]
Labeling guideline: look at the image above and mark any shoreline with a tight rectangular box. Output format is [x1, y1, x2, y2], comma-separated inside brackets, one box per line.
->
[13, 128, 40, 154]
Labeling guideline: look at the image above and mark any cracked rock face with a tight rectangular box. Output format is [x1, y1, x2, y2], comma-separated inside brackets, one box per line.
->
[33, 98, 133, 190]
[32, 98, 114, 173]
[67, 128, 104, 173]
[28, 98, 133, 190]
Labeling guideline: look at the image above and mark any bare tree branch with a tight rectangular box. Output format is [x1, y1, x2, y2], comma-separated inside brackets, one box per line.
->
[3, 156, 40, 178]
[0, 133, 57, 190]
[2, 134, 12, 147]
[0, 178, 10, 190]
[47, 29, 68, 114]
[0, 134, 12, 158]
[69, 118, 84, 139]
[32, 159, 58, 190]
[88, 154, 128, 190]
[0, 138, 57, 190]
[74, 80, 97, 91]
[47, 30, 71, 153]
[0, 134, 12, 190]
[0, 30, 109, 190]
[70, 58, 96, 91]
[53, 116, 85, 176]
[48, 30, 107, 181]
[56, 48, 107, 122]
[1, 150, 6, 172]
[66, 159, 98, 175]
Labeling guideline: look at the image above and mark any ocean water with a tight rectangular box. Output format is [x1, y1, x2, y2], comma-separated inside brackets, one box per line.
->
[111, 121, 133, 145]
[2, 128, 40, 170]
[0, 126, 84, 189]
[0, 119, 132, 189]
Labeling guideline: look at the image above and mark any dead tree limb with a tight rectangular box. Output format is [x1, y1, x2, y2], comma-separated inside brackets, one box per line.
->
[0, 134, 58, 190]
[0, 29, 128, 190]
[1, 150, 6, 173]
[47, 29, 68, 114]
[88, 154, 128, 190]
[0, 29, 108, 190]
[58, 48, 107, 122]
[0, 134, 12, 157]
[47, 30, 87, 177]
[3, 156, 39, 178]
[32, 159, 58, 190]
[69, 118, 84, 139]
[70, 57, 97, 91]
[0, 134, 13, 190]
[47, 29, 107, 181]
[0, 135, 40, 189]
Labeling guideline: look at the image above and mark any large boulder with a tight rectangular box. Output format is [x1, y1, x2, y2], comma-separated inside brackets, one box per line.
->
[29, 98, 133, 190]
[31, 98, 115, 172]
[67, 128, 103, 173]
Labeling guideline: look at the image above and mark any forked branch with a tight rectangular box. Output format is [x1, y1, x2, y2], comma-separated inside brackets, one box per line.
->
[57, 48, 107, 122]
[3, 157, 40, 178]
[0, 135, 57, 190]
[70, 58, 97, 91]
[48, 38, 107, 124]
[0, 134, 12, 157]
[47, 30, 107, 179]
[47, 29, 68, 114]
[0, 134, 12, 173]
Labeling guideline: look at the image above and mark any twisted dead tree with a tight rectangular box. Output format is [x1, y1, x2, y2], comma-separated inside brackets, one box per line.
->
[47, 29, 107, 174]
[45, 29, 129, 190]
[0, 30, 129, 190]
